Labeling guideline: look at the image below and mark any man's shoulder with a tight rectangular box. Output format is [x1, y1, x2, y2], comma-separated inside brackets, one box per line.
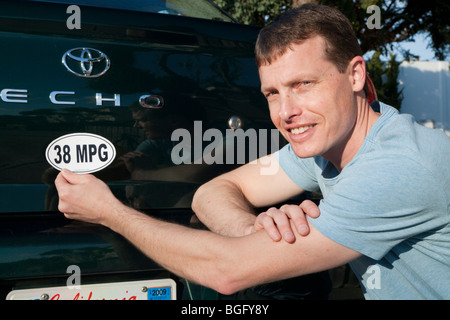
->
[364, 103, 449, 178]
[376, 102, 450, 151]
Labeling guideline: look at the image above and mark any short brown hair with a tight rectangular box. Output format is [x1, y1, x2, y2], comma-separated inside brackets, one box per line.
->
[255, 4, 363, 73]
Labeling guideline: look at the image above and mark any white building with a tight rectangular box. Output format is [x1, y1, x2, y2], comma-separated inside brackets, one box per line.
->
[398, 61, 450, 136]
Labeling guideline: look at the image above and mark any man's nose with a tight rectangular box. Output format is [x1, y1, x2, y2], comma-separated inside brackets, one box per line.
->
[278, 94, 301, 121]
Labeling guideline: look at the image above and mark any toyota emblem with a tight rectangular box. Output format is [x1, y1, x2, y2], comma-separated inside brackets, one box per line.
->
[62, 47, 110, 78]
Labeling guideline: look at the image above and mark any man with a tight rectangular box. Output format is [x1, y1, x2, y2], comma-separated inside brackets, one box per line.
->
[55, 4, 450, 299]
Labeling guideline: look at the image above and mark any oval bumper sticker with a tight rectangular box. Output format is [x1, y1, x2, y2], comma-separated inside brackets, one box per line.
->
[46, 133, 116, 174]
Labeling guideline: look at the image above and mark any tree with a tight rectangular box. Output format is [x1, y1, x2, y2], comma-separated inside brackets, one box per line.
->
[320, 0, 450, 61]
[213, 0, 291, 26]
[214, 0, 449, 60]
[367, 51, 403, 110]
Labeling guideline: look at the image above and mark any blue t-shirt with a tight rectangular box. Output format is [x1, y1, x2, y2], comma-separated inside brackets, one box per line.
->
[276, 102, 450, 299]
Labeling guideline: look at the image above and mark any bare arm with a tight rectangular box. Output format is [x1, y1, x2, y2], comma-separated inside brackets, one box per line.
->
[55, 169, 360, 295]
[192, 154, 312, 240]
[191, 174, 257, 237]
[105, 207, 358, 295]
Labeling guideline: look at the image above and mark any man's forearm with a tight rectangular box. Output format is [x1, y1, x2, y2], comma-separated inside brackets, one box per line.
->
[192, 176, 257, 237]
[103, 200, 356, 297]
[103, 202, 250, 294]
[55, 169, 252, 294]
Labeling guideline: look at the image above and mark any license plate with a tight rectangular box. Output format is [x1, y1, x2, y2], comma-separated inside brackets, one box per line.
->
[6, 279, 176, 300]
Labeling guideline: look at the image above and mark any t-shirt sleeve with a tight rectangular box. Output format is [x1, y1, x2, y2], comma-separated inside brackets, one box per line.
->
[275, 144, 320, 192]
[309, 155, 448, 260]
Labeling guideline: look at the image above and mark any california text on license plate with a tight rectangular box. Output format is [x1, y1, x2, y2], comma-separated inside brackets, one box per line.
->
[6, 279, 176, 300]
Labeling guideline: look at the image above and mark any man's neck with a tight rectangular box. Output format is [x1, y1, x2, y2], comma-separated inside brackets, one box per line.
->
[326, 99, 380, 172]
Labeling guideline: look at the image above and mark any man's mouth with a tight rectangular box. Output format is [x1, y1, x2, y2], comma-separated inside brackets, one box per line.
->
[289, 125, 315, 135]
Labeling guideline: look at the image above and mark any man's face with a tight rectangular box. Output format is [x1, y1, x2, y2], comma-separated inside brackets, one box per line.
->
[259, 36, 359, 164]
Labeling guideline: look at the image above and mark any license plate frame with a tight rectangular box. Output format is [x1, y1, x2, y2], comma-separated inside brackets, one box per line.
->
[6, 279, 176, 300]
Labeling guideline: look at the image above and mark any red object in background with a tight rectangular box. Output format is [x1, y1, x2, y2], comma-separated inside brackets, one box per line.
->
[366, 74, 378, 104]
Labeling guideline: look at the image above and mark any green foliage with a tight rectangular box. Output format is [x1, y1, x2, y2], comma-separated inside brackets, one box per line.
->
[214, 0, 449, 60]
[367, 51, 403, 110]
[213, 0, 290, 27]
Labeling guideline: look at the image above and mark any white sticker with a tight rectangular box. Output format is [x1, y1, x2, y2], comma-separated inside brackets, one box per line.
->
[46, 133, 116, 174]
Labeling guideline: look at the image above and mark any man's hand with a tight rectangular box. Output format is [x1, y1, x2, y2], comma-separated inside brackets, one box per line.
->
[55, 169, 121, 226]
[253, 200, 320, 243]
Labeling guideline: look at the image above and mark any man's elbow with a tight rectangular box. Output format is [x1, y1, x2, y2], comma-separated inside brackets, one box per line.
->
[191, 182, 206, 214]
[205, 266, 248, 296]
[194, 248, 252, 296]
[191, 178, 221, 215]
[213, 282, 241, 296]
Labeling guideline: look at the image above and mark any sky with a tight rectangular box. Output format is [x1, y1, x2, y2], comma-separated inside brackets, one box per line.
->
[363, 32, 442, 63]
[393, 32, 440, 61]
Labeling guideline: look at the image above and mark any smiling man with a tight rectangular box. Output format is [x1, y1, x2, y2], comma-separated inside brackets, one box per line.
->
[259, 36, 379, 170]
[55, 4, 450, 299]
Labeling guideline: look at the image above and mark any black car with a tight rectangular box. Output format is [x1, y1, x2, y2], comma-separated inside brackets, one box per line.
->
[0, 0, 360, 300]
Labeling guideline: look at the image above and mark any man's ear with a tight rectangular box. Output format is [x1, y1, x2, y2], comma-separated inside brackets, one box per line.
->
[349, 56, 366, 93]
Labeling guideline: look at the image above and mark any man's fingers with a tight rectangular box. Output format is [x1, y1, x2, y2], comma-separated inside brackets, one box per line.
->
[254, 212, 281, 242]
[280, 205, 309, 237]
[60, 168, 92, 185]
[55, 170, 74, 199]
[299, 200, 320, 218]
[285, 200, 320, 236]
[254, 201, 321, 243]
[262, 208, 296, 243]
[55, 170, 92, 212]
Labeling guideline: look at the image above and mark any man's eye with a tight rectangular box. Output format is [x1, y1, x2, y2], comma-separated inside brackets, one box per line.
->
[292, 81, 313, 92]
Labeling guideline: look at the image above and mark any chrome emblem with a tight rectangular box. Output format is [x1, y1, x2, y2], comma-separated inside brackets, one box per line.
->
[62, 48, 110, 78]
